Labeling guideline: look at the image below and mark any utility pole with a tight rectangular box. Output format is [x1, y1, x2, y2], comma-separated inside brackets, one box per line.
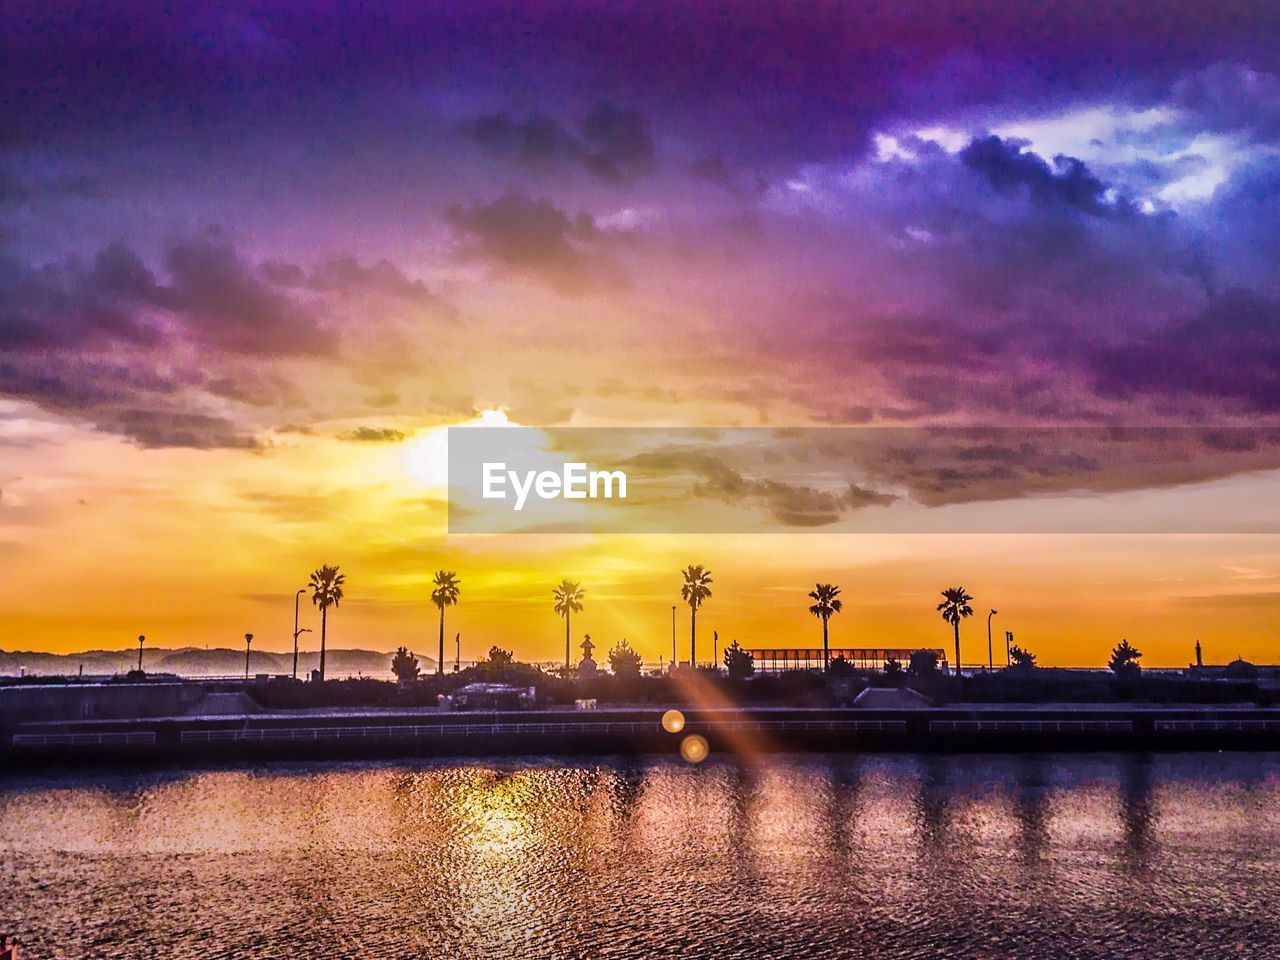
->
[1005, 630, 1013, 667]
[455, 632, 460, 673]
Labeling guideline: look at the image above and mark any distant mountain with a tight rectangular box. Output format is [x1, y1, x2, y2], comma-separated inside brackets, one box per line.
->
[0, 649, 138, 676]
[0, 647, 437, 679]
[155, 648, 287, 676]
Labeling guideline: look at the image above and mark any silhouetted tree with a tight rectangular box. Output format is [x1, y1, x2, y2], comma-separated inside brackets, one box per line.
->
[908, 649, 939, 677]
[884, 657, 904, 679]
[553, 580, 585, 669]
[1009, 644, 1037, 670]
[808, 582, 843, 672]
[724, 640, 755, 679]
[827, 654, 855, 677]
[1108, 639, 1142, 677]
[486, 645, 514, 666]
[681, 564, 713, 667]
[391, 646, 420, 682]
[431, 570, 461, 675]
[609, 638, 642, 678]
[309, 565, 345, 682]
[937, 586, 974, 680]
[1224, 658, 1258, 680]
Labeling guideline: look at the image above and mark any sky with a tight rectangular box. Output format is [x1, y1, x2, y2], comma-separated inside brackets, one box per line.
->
[3, 2, 1280, 668]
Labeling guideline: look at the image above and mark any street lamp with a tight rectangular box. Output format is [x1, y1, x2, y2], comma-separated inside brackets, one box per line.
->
[671, 605, 677, 672]
[987, 609, 998, 671]
[244, 633, 253, 681]
[291, 588, 310, 680]
[137, 634, 145, 673]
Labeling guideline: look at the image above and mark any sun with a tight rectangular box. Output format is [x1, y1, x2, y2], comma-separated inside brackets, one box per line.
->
[403, 408, 515, 488]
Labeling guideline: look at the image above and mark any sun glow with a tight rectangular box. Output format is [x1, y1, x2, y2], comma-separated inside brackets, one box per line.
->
[404, 408, 517, 489]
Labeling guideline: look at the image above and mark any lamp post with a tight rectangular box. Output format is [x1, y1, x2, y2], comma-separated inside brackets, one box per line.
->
[137, 634, 145, 673]
[671, 605, 677, 672]
[987, 609, 998, 671]
[291, 588, 309, 680]
[244, 633, 253, 681]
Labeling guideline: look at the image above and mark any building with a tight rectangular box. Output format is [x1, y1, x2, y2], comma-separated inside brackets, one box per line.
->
[741, 647, 949, 674]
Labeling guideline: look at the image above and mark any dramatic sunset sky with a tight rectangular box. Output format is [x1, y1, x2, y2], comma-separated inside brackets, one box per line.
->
[4, 2, 1280, 667]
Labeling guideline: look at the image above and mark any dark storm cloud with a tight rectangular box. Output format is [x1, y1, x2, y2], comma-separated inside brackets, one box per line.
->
[960, 135, 1131, 216]
[0, 246, 162, 350]
[337, 426, 407, 443]
[623, 429, 1280, 516]
[447, 193, 619, 292]
[465, 102, 655, 183]
[160, 230, 337, 356]
[1090, 290, 1280, 412]
[0, 231, 451, 447]
[0, 230, 333, 358]
[622, 448, 897, 527]
[758, 129, 1241, 425]
[0, 352, 254, 449]
[465, 112, 584, 169]
[262, 255, 457, 322]
[205, 369, 305, 408]
[580, 102, 655, 182]
[109, 409, 259, 450]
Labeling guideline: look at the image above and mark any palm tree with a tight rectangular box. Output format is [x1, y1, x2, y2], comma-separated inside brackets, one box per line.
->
[937, 586, 974, 681]
[431, 570, 461, 675]
[808, 583, 843, 671]
[680, 564, 713, 667]
[553, 580, 585, 668]
[309, 565, 345, 682]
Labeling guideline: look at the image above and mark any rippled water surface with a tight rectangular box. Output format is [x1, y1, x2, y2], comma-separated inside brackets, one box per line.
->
[4, 752, 1280, 958]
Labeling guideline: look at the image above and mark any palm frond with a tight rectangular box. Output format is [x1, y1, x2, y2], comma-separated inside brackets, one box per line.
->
[430, 569, 461, 608]
[553, 579, 585, 616]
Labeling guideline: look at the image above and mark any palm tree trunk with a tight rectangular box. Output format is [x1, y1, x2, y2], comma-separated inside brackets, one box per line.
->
[822, 617, 829, 672]
[953, 622, 961, 684]
[691, 605, 697, 668]
[319, 606, 327, 682]
[438, 606, 445, 675]
[565, 611, 571, 669]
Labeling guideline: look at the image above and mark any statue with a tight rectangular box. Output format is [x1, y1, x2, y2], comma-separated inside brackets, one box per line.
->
[578, 633, 598, 678]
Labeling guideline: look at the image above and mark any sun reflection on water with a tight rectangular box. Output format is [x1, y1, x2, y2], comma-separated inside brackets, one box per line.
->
[6, 755, 1280, 958]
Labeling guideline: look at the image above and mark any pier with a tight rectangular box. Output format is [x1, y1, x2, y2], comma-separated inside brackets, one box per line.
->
[8, 704, 1280, 767]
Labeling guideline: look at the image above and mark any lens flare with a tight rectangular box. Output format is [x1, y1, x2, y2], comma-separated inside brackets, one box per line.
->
[661, 709, 685, 733]
[680, 734, 709, 763]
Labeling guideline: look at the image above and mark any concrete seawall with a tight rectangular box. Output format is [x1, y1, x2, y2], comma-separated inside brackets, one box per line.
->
[7, 706, 1280, 767]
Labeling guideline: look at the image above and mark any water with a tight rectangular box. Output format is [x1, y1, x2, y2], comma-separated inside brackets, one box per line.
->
[2, 752, 1279, 959]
